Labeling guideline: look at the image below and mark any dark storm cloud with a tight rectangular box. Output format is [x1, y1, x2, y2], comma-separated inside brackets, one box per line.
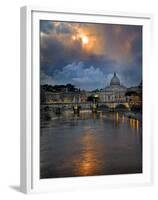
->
[99, 24, 142, 65]
[40, 21, 53, 33]
[40, 20, 74, 34]
[40, 22, 117, 75]
[40, 36, 116, 76]
[40, 20, 142, 90]
[130, 30, 142, 65]
[40, 34, 82, 74]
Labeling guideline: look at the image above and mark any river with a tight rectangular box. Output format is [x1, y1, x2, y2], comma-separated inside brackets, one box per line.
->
[40, 111, 142, 179]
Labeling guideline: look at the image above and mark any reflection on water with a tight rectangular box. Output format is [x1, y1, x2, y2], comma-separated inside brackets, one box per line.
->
[40, 111, 142, 179]
[74, 133, 99, 176]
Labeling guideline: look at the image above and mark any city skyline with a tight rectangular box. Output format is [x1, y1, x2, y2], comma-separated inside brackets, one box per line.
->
[40, 72, 142, 91]
[40, 21, 142, 90]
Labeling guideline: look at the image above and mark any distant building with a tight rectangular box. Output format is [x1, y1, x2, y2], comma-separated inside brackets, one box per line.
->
[126, 81, 142, 108]
[103, 73, 127, 102]
[127, 81, 142, 96]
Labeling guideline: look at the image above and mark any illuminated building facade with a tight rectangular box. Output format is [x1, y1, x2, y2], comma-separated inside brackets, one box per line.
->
[104, 73, 127, 102]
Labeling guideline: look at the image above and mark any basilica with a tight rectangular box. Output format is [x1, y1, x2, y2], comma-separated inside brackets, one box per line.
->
[96, 72, 142, 106]
[103, 72, 127, 102]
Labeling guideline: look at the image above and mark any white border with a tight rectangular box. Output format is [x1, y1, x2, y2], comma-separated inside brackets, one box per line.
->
[20, 6, 153, 194]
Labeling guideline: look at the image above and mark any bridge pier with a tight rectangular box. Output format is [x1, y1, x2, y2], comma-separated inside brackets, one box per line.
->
[91, 103, 98, 113]
[55, 107, 62, 115]
[73, 104, 81, 114]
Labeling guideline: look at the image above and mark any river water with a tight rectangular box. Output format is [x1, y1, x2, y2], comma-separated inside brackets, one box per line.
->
[40, 111, 142, 179]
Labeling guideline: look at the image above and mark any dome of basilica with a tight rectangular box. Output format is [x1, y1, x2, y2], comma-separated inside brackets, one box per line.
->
[110, 72, 120, 86]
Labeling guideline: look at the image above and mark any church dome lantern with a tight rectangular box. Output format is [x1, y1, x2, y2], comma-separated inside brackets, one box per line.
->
[110, 72, 120, 86]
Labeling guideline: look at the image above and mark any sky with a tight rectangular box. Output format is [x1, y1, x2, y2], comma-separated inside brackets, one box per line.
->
[40, 20, 142, 91]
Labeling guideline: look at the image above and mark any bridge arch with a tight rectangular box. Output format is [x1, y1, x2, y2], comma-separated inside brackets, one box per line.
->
[115, 103, 129, 110]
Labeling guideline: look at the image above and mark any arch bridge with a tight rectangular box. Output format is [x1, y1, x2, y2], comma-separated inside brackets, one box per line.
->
[41, 101, 130, 112]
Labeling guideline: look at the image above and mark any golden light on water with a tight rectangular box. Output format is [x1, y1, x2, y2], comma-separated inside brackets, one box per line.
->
[73, 113, 141, 176]
[65, 112, 142, 177]
[116, 112, 119, 122]
[136, 120, 139, 129]
[129, 118, 140, 131]
[79, 150, 96, 176]
[122, 115, 125, 123]
[72, 127, 104, 176]
[112, 112, 140, 132]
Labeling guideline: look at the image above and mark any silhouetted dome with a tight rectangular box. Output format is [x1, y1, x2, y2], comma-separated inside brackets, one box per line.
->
[110, 73, 120, 86]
